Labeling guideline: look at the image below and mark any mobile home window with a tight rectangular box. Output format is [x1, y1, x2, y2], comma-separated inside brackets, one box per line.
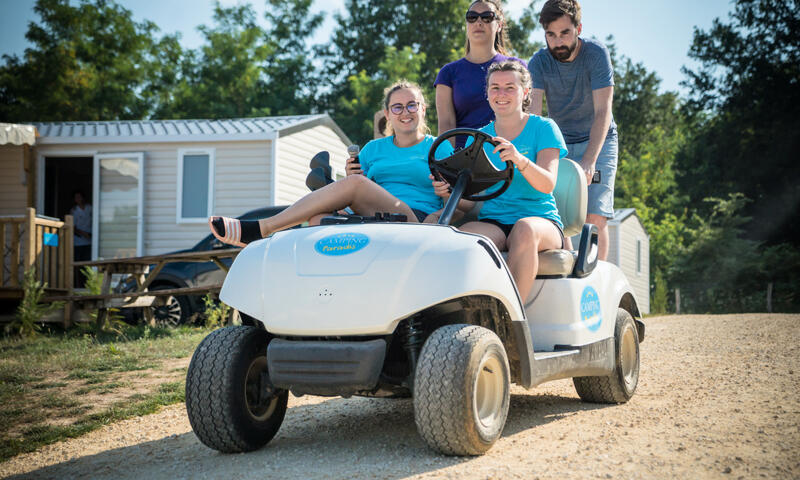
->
[636, 239, 642, 274]
[177, 149, 215, 222]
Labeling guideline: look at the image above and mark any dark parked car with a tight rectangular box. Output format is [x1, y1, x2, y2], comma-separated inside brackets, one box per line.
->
[119, 206, 288, 326]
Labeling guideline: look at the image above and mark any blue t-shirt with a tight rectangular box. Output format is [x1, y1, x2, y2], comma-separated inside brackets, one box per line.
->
[434, 53, 527, 147]
[476, 115, 567, 227]
[529, 38, 616, 144]
[359, 135, 454, 215]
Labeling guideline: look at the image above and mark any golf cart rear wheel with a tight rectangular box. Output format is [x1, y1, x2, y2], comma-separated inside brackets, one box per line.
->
[414, 324, 510, 455]
[573, 308, 640, 403]
[186, 326, 288, 453]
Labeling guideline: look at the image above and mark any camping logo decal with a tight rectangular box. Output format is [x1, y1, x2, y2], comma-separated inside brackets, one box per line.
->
[580, 286, 602, 332]
[315, 233, 369, 256]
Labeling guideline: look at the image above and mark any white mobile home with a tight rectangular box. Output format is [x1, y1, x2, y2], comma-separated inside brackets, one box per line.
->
[607, 208, 650, 314]
[0, 115, 350, 258]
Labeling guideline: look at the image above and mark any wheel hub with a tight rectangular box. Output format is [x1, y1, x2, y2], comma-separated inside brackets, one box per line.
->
[245, 356, 278, 421]
[620, 326, 637, 388]
[474, 354, 505, 427]
[153, 296, 181, 326]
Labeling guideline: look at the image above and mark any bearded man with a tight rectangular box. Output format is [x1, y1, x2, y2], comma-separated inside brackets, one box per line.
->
[528, 0, 617, 261]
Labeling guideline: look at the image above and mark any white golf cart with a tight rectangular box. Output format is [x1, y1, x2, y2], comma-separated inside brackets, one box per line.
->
[185, 129, 645, 456]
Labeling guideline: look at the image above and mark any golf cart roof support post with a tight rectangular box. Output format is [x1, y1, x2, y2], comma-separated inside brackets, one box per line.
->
[438, 170, 470, 225]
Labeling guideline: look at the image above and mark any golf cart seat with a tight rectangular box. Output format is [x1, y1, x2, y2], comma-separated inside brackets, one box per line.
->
[537, 157, 596, 277]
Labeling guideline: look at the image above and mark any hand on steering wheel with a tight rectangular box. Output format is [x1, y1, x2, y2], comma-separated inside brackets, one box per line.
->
[428, 128, 514, 202]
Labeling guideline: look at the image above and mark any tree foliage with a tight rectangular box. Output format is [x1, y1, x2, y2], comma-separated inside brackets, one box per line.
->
[679, 0, 800, 246]
[0, 0, 162, 121]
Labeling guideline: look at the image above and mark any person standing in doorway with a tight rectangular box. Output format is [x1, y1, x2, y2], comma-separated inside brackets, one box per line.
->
[70, 190, 92, 286]
[528, 0, 618, 260]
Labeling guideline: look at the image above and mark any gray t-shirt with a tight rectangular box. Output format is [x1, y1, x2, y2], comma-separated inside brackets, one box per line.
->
[529, 37, 616, 144]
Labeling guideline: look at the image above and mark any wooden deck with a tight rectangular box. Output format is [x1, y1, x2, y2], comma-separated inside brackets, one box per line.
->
[2, 209, 241, 327]
[45, 248, 241, 327]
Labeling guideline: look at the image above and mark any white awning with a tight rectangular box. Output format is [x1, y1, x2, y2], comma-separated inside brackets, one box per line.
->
[0, 123, 37, 146]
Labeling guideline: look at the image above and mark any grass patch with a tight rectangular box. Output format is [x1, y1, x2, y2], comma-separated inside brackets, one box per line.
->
[0, 325, 211, 462]
[75, 382, 126, 395]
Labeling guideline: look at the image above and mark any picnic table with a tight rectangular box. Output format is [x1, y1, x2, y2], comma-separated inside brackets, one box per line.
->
[45, 248, 241, 327]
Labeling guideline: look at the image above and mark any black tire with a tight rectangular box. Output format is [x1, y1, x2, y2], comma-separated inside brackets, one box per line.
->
[573, 308, 640, 403]
[414, 324, 510, 455]
[150, 285, 191, 327]
[186, 326, 288, 453]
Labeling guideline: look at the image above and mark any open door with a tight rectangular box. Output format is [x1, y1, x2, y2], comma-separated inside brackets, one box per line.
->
[92, 153, 144, 259]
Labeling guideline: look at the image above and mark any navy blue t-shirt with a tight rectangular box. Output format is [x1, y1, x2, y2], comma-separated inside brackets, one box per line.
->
[435, 53, 527, 146]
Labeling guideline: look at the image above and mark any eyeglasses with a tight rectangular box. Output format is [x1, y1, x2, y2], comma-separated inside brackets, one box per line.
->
[389, 101, 420, 115]
[465, 10, 497, 23]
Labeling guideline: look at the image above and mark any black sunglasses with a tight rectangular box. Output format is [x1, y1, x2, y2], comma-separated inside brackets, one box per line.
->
[389, 101, 420, 115]
[466, 10, 497, 23]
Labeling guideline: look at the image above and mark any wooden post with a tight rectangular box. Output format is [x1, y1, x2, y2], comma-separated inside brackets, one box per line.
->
[11, 222, 20, 287]
[24, 145, 35, 210]
[767, 282, 773, 313]
[63, 215, 74, 328]
[675, 288, 681, 315]
[25, 208, 36, 274]
[0, 222, 5, 287]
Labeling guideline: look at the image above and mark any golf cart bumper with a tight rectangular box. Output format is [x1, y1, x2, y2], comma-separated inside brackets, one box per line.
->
[267, 338, 386, 396]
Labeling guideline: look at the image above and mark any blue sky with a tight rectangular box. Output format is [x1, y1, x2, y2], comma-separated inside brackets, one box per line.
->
[0, 0, 734, 95]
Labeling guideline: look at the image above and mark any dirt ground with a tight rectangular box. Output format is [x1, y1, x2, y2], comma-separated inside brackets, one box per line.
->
[1, 314, 798, 480]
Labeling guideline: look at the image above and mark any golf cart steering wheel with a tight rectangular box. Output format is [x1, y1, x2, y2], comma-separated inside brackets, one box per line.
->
[428, 128, 514, 202]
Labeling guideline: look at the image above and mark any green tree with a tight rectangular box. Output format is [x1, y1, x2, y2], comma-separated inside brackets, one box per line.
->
[158, 3, 269, 119]
[0, 0, 163, 121]
[320, 0, 543, 141]
[679, 0, 800, 246]
[336, 46, 428, 144]
[606, 39, 690, 283]
[505, 1, 544, 59]
[258, 0, 325, 115]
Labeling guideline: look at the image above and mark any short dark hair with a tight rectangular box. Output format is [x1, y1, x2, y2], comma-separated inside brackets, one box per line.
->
[539, 0, 582, 29]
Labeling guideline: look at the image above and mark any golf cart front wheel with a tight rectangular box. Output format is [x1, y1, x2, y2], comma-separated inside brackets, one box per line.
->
[414, 324, 510, 455]
[186, 326, 288, 452]
[573, 308, 640, 403]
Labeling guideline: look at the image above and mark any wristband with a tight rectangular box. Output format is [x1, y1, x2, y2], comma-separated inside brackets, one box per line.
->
[519, 159, 530, 173]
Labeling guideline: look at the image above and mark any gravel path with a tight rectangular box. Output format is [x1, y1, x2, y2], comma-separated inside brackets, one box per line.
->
[2, 314, 798, 480]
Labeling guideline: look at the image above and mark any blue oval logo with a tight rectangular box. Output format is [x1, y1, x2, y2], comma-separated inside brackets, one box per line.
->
[580, 286, 603, 332]
[314, 233, 370, 256]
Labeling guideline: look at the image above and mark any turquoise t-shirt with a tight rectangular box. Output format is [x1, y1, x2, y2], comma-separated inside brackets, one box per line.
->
[477, 115, 568, 227]
[359, 134, 454, 215]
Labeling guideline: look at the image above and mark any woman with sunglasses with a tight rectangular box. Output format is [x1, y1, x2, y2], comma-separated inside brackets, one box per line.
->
[454, 61, 567, 303]
[208, 81, 454, 246]
[434, 0, 526, 148]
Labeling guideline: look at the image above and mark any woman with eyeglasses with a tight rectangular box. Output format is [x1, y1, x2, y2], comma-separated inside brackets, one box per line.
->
[434, 0, 527, 148]
[453, 61, 567, 302]
[208, 81, 454, 246]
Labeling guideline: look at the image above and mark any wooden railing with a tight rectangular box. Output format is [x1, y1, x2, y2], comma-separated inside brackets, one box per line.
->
[0, 207, 73, 293]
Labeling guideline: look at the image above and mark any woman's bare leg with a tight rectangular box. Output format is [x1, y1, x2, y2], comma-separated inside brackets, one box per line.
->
[458, 221, 508, 251]
[506, 217, 562, 303]
[258, 175, 418, 237]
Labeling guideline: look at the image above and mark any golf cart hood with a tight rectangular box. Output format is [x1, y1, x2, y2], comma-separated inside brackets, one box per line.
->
[220, 223, 523, 336]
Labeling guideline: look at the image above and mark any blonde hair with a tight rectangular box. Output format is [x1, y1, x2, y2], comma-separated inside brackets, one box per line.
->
[486, 61, 532, 111]
[464, 0, 511, 56]
[382, 81, 430, 136]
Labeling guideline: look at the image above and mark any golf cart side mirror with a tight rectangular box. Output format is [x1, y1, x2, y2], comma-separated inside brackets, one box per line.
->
[573, 223, 599, 278]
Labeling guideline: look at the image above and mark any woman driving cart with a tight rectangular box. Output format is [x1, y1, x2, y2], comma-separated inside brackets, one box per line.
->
[454, 60, 567, 303]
